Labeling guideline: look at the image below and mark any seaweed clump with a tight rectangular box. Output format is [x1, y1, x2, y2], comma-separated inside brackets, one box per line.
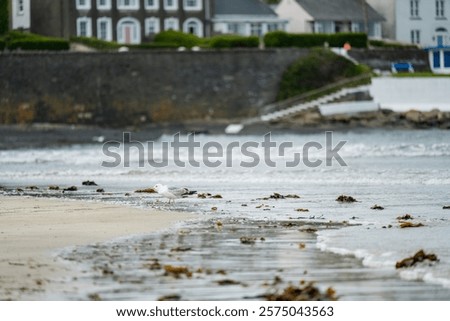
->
[397, 214, 414, 220]
[399, 222, 424, 228]
[396, 250, 438, 269]
[240, 236, 257, 245]
[163, 265, 193, 278]
[336, 195, 357, 203]
[265, 281, 337, 301]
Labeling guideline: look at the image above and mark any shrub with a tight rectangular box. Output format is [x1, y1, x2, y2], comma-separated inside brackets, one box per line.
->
[209, 35, 259, 48]
[70, 36, 121, 50]
[6, 30, 31, 40]
[0, 39, 5, 50]
[154, 30, 202, 48]
[264, 31, 368, 48]
[5, 31, 69, 51]
[278, 48, 370, 100]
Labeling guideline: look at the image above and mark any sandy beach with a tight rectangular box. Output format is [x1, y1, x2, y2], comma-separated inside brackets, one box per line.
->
[0, 196, 194, 300]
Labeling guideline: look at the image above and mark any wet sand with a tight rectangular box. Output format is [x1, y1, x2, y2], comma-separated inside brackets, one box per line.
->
[55, 217, 450, 301]
[0, 196, 194, 300]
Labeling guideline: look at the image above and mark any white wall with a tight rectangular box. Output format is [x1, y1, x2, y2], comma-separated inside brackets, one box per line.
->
[396, 0, 450, 46]
[11, 0, 30, 30]
[370, 77, 450, 111]
[275, 0, 313, 33]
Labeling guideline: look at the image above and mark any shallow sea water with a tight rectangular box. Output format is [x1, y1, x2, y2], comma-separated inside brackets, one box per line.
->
[1, 129, 450, 300]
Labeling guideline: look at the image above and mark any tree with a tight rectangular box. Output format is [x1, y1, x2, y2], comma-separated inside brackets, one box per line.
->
[0, 0, 8, 35]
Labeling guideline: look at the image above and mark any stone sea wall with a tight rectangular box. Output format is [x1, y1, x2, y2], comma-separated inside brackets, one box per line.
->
[349, 48, 429, 72]
[0, 48, 430, 126]
[0, 49, 309, 126]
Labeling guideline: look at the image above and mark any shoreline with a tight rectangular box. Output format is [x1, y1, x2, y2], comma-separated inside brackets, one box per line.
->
[1, 121, 449, 150]
[0, 195, 194, 300]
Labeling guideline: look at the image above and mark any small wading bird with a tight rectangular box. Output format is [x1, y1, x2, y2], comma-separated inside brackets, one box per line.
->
[153, 184, 196, 204]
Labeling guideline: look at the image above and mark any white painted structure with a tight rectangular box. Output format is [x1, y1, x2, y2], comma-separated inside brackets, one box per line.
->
[10, 0, 30, 30]
[275, 0, 383, 38]
[370, 77, 450, 111]
[367, 0, 450, 47]
[213, 16, 287, 36]
[275, 0, 313, 33]
[320, 101, 379, 116]
[212, 0, 287, 37]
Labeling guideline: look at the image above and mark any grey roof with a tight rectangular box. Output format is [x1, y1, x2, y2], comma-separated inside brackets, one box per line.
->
[296, 0, 385, 22]
[214, 0, 277, 16]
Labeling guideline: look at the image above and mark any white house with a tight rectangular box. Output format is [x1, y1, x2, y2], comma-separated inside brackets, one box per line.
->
[212, 0, 287, 37]
[276, 0, 384, 38]
[10, 0, 30, 30]
[367, 0, 450, 46]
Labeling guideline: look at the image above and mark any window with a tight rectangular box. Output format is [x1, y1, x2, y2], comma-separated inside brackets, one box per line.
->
[76, 0, 91, 10]
[17, 0, 24, 14]
[351, 22, 362, 33]
[97, 0, 111, 10]
[314, 22, 324, 33]
[77, 17, 92, 37]
[410, 0, 419, 18]
[267, 23, 280, 33]
[183, 18, 203, 37]
[117, 0, 139, 10]
[227, 23, 243, 35]
[164, 17, 179, 31]
[117, 18, 141, 44]
[435, 27, 448, 46]
[371, 22, 382, 38]
[411, 29, 420, 44]
[97, 17, 112, 41]
[145, 0, 159, 10]
[436, 0, 445, 17]
[250, 23, 262, 37]
[145, 17, 160, 35]
[184, 0, 202, 10]
[164, 0, 178, 10]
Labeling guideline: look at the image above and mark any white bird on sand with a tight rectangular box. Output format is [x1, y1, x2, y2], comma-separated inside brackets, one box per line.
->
[153, 184, 196, 204]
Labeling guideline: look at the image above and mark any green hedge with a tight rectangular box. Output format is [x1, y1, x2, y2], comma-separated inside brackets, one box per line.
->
[0, 0, 8, 35]
[209, 35, 259, 48]
[369, 39, 418, 49]
[265, 31, 368, 48]
[0, 39, 5, 50]
[4, 31, 70, 51]
[154, 30, 202, 48]
[8, 39, 69, 51]
[70, 36, 121, 50]
[327, 33, 367, 48]
[132, 42, 180, 49]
